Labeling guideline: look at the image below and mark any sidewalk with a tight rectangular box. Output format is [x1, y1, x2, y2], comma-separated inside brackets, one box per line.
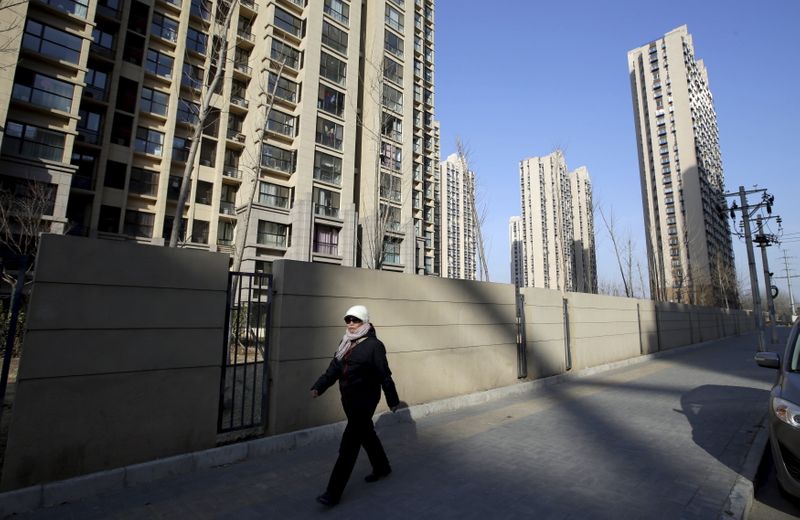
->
[6, 331, 781, 519]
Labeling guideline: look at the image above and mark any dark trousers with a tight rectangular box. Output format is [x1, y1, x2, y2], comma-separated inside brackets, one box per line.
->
[326, 405, 390, 498]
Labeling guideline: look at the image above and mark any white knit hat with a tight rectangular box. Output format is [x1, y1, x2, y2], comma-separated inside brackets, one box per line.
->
[344, 305, 369, 323]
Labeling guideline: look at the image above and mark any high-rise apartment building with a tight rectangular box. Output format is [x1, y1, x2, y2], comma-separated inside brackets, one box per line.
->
[440, 152, 475, 280]
[0, 0, 439, 276]
[628, 25, 735, 305]
[513, 150, 596, 293]
[508, 215, 523, 288]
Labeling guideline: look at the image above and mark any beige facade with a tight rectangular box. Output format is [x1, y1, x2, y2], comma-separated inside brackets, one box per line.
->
[439, 152, 476, 280]
[0, 0, 439, 276]
[515, 150, 596, 292]
[628, 25, 735, 306]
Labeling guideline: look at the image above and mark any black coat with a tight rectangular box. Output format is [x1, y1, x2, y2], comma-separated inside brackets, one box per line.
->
[312, 326, 400, 415]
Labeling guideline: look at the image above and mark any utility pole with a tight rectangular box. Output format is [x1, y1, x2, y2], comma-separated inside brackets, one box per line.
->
[755, 215, 777, 343]
[779, 250, 798, 320]
[723, 185, 777, 351]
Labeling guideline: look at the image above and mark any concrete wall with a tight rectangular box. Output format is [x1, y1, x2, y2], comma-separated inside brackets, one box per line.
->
[1, 235, 229, 491]
[267, 260, 518, 434]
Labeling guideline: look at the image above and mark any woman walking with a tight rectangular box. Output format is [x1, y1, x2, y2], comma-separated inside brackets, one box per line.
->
[311, 305, 400, 506]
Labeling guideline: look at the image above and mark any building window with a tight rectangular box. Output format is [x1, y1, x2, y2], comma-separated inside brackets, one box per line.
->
[315, 117, 343, 150]
[317, 84, 345, 117]
[104, 160, 125, 190]
[380, 142, 401, 172]
[124, 210, 154, 238]
[98, 205, 121, 233]
[383, 237, 401, 264]
[172, 136, 191, 162]
[320, 52, 346, 84]
[380, 173, 401, 202]
[313, 186, 340, 218]
[314, 151, 342, 185]
[258, 181, 290, 208]
[268, 73, 299, 103]
[145, 49, 174, 79]
[267, 110, 296, 137]
[23, 20, 82, 64]
[382, 84, 402, 113]
[271, 39, 301, 69]
[41, 0, 89, 18]
[76, 109, 103, 144]
[321, 21, 347, 55]
[380, 203, 401, 231]
[186, 27, 207, 54]
[217, 220, 234, 245]
[195, 180, 213, 205]
[383, 56, 402, 85]
[2, 121, 65, 161]
[177, 99, 200, 125]
[274, 7, 303, 38]
[385, 4, 403, 32]
[257, 220, 288, 248]
[91, 25, 116, 55]
[261, 143, 295, 174]
[12, 69, 74, 112]
[152, 13, 178, 43]
[134, 127, 164, 156]
[381, 113, 402, 141]
[384, 31, 403, 58]
[191, 219, 209, 244]
[182, 62, 203, 91]
[324, 0, 349, 25]
[314, 224, 339, 255]
[129, 167, 159, 196]
[84, 68, 108, 100]
[140, 87, 169, 116]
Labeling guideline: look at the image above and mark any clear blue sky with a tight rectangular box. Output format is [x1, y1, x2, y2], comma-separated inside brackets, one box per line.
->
[435, 0, 800, 300]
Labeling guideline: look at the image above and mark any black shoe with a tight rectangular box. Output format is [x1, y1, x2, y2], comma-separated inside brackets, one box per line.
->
[316, 492, 339, 506]
[364, 468, 392, 483]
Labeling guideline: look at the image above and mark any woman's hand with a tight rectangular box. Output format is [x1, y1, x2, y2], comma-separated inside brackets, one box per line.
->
[311, 389, 319, 398]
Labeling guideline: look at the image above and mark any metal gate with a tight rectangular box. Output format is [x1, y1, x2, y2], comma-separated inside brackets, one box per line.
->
[218, 271, 273, 434]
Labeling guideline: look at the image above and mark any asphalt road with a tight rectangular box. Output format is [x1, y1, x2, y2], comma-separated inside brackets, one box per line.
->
[749, 441, 800, 519]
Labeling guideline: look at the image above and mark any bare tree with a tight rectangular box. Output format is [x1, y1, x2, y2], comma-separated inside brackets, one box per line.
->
[0, 0, 25, 69]
[230, 57, 288, 273]
[168, 0, 238, 247]
[597, 205, 634, 297]
[455, 138, 489, 281]
[0, 182, 56, 292]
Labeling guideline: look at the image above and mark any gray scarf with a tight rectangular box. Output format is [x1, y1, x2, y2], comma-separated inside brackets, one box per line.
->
[335, 323, 371, 360]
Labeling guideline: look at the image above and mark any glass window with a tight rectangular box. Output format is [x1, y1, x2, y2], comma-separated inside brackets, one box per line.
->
[381, 112, 402, 141]
[383, 237, 401, 264]
[172, 136, 191, 162]
[12, 69, 74, 112]
[195, 180, 213, 205]
[382, 84, 402, 113]
[98, 205, 121, 233]
[274, 7, 303, 37]
[129, 167, 159, 196]
[190, 0, 210, 20]
[321, 21, 347, 55]
[324, 0, 349, 25]
[217, 221, 234, 245]
[313, 186, 340, 218]
[152, 13, 178, 42]
[380, 203, 401, 231]
[257, 220, 288, 247]
[258, 181, 290, 208]
[380, 173, 401, 202]
[23, 20, 82, 64]
[76, 109, 103, 144]
[314, 151, 341, 185]
[268, 73, 299, 103]
[320, 52, 346, 85]
[385, 4, 403, 32]
[186, 27, 207, 54]
[267, 110, 296, 137]
[91, 24, 116, 56]
[384, 57, 402, 85]
[380, 142, 401, 171]
[191, 219, 209, 244]
[41, 0, 89, 18]
[2, 121, 65, 161]
[384, 31, 403, 58]
[261, 143, 295, 174]
[177, 99, 199, 125]
[314, 224, 339, 255]
[140, 87, 169, 116]
[271, 39, 301, 69]
[134, 126, 164, 156]
[317, 84, 345, 117]
[315, 117, 343, 150]
[145, 49, 174, 79]
[124, 210, 154, 238]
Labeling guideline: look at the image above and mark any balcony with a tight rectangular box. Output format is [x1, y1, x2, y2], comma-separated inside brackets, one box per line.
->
[223, 165, 243, 180]
[233, 61, 252, 77]
[314, 204, 340, 219]
[237, 30, 255, 46]
[71, 173, 95, 190]
[240, 0, 258, 13]
[313, 241, 339, 256]
[219, 201, 236, 215]
[226, 128, 246, 143]
[83, 85, 107, 102]
[230, 95, 249, 109]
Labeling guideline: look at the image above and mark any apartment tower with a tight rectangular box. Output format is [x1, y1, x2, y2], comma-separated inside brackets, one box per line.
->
[628, 25, 735, 305]
[0, 0, 439, 276]
[514, 150, 597, 293]
[440, 152, 476, 280]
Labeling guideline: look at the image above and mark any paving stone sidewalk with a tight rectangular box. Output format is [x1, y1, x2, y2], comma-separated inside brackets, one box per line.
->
[10, 331, 784, 520]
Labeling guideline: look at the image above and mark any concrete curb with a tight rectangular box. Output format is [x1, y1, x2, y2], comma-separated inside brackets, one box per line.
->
[0, 334, 754, 518]
[718, 415, 770, 520]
